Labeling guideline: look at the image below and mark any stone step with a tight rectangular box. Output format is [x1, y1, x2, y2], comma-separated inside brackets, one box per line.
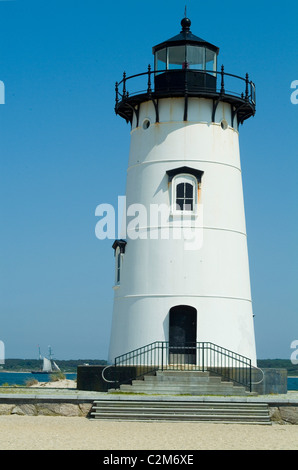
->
[156, 371, 210, 377]
[108, 369, 253, 396]
[131, 379, 224, 387]
[125, 378, 238, 387]
[90, 400, 271, 424]
[118, 389, 248, 396]
[119, 384, 245, 392]
[118, 383, 248, 394]
[90, 412, 270, 424]
[93, 400, 268, 410]
[108, 388, 252, 396]
[143, 375, 223, 384]
[92, 406, 269, 416]
[108, 388, 251, 396]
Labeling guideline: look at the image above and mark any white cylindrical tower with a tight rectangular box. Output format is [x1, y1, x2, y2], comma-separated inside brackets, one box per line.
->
[108, 18, 257, 366]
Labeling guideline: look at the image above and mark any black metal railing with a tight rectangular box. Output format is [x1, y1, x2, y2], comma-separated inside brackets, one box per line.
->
[115, 66, 256, 108]
[111, 341, 252, 391]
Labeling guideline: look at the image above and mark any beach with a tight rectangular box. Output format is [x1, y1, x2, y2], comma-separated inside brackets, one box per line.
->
[0, 415, 297, 450]
[0, 379, 297, 450]
[30, 378, 77, 388]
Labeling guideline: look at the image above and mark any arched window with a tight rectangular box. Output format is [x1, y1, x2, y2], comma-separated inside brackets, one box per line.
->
[173, 174, 197, 214]
[167, 166, 204, 215]
[176, 180, 194, 211]
[166, 166, 204, 216]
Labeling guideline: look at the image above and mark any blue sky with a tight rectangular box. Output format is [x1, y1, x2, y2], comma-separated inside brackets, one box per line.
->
[0, 0, 297, 360]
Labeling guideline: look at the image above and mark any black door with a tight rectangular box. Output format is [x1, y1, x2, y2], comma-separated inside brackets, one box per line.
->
[169, 306, 197, 365]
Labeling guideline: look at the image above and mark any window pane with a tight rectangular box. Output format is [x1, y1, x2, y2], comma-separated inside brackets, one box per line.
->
[155, 48, 167, 71]
[176, 183, 185, 198]
[186, 46, 205, 70]
[206, 49, 217, 75]
[174, 176, 196, 213]
[185, 183, 193, 198]
[168, 46, 186, 69]
[176, 199, 184, 211]
[184, 199, 193, 211]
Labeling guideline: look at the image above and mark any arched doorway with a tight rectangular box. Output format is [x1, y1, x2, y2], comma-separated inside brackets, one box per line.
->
[169, 305, 197, 365]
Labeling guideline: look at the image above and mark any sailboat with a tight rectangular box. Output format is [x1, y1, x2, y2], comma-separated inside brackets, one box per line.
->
[31, 346, 61, 374]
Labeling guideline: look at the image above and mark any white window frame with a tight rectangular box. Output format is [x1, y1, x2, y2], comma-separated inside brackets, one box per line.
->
[171, 173, 198, 216]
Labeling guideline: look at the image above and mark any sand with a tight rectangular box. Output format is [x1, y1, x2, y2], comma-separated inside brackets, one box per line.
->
[0, 415, 297, 450]
[2, 379, 296, 450]
[31, 378, 77, 388]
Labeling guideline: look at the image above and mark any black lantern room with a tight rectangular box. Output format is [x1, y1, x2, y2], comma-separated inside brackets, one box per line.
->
[115, 18, 256, 126]
[153, 17, 219, 93]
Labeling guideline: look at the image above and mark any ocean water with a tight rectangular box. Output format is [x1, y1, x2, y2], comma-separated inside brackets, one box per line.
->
[0, 372, 77, 386]
[287, 377, 298, 391]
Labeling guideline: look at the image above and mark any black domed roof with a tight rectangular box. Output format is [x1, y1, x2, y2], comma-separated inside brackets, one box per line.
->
[152, 18, 219, 54]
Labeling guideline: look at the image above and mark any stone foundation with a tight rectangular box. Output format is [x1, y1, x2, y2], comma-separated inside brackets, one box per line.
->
[0, 402, 93, 417]
[269, 406, 298, 425]
[0, 402, 298, 424]
[77, 365, 288, 395]
[251, 368, 288, 395]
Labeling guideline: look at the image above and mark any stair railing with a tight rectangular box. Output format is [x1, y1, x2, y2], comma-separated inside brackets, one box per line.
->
[111, 342, 252, 392]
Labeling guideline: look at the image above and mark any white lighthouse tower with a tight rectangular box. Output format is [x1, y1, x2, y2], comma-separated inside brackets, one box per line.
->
[108, 17, 257, 369]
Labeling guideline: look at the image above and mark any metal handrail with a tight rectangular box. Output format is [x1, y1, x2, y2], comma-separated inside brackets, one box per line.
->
[112, 341, 252, 392]
[115, 67, 256, 107]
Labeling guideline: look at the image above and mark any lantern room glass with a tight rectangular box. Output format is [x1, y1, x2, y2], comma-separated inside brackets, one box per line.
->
[155, 45, 217, 76]
[168, 46, 186, 69]
[186, 46, 205, 70]
[205, 48, 217, 75]
[155, 48, 167, 71]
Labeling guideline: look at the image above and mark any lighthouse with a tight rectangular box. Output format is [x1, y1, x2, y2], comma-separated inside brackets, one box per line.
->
[108, 17, 257, 368]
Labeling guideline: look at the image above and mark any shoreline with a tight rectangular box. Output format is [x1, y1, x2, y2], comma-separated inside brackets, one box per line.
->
[0, 371, 35, 374]
[0, 370, 77, 374]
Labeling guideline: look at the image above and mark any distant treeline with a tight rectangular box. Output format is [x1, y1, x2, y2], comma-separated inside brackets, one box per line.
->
[257, 359, 298, 376]
[1, 359, 107, 373]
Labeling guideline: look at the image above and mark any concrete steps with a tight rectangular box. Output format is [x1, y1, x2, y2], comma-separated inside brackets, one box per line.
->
[90, 399, 271, 424]
[108, 370, 254, 396]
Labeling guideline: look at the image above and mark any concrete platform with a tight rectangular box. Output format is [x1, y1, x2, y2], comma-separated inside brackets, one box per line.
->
[0, 386, 298, 405]
[0, 388, 298, 423]
[77, 365, 288, 395]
